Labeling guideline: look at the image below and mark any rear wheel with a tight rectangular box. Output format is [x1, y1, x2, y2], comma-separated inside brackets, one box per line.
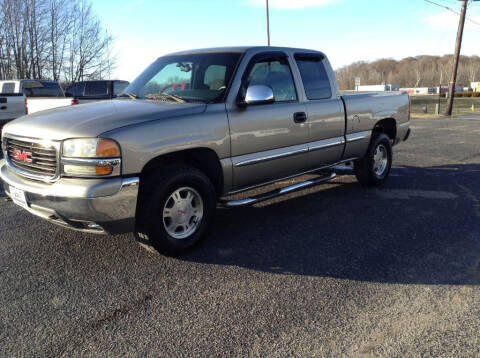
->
[136, 165, 216, 256]
[354, 132, 392, 186]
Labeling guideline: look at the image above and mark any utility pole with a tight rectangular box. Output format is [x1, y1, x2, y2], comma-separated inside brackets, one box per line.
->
[445, 0, 468, 115]
[266, 0, 270, 46]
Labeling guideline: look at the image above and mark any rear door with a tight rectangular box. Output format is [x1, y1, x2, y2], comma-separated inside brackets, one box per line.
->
[227, 51, 309, 189]
[294, 54, 345, 168]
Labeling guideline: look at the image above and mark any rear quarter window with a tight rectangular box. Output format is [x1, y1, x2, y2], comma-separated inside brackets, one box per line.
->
[295, 56, 332, 100]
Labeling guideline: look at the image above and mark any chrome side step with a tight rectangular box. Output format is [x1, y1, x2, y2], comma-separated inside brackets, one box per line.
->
[220, 172, 336, 208]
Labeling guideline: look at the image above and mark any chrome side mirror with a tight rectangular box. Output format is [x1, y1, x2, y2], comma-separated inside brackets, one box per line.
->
[244, 85, 275, 106]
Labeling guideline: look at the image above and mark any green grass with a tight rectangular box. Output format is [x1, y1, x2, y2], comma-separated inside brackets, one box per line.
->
[410, 96, 480, 116]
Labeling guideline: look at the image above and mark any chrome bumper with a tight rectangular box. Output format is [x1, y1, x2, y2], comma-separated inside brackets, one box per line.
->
[0, 159, 139, 234]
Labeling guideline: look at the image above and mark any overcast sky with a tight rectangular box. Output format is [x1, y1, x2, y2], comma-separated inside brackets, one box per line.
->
[91, 0, 480, 81]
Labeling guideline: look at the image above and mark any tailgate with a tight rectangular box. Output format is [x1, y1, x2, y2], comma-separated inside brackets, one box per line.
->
[0, 95, 25, 123]
[27, 98, 72, 114]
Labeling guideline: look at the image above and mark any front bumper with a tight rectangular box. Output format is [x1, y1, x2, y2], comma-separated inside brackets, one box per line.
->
[0, 159, 139, 234]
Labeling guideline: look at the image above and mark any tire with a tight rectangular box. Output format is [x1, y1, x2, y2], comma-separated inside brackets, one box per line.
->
[136, 165, 216, 256]
[354, 132, 392, 186]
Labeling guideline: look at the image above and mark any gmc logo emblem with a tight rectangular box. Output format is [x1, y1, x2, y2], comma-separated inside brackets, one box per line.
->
[12, 149, 33, 163]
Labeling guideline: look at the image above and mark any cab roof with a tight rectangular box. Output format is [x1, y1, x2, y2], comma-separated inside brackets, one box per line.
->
[165, 46, 325, 57]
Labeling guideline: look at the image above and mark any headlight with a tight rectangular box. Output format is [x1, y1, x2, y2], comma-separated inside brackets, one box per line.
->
[63, 138, 120, 158]
[61, 138, 121, 177]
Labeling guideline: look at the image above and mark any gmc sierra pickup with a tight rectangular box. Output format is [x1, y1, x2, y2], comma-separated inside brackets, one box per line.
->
[0, 46, 410, 256]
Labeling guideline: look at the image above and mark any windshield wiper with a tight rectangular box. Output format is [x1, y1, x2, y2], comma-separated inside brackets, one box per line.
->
[144, 93, 187, 103]
[118, 92, 138, 100]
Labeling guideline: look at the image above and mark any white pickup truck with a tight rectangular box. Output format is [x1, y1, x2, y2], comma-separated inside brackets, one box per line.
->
[0, 80, 74, 130]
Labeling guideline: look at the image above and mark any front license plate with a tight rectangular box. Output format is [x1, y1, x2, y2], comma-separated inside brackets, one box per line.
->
[9, 186, 28, 209]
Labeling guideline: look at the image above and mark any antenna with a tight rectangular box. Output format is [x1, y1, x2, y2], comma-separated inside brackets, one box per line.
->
[266, 0, 270, 46]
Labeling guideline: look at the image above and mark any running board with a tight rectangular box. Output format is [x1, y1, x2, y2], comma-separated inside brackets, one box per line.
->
[220, 172, 336, 208]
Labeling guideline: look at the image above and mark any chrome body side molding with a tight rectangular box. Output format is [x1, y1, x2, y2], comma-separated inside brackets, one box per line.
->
[235, 147, 308, 167]
[309, 136, 345, 152]
[346, 130, 371, 143]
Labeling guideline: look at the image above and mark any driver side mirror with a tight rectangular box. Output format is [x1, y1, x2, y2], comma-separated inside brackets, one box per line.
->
[239, 85, 275, 107]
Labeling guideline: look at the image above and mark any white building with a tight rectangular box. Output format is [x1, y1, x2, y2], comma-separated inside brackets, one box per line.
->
[472, 82, 479, 92]
[399, 86, 462, 96]
[356, 84, 400, 92]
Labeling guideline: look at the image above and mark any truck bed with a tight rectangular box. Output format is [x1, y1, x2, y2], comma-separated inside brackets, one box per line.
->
[341, 91, 410, 137]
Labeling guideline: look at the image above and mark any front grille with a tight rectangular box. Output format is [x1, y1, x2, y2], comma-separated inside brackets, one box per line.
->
[5, 137, 58, 180]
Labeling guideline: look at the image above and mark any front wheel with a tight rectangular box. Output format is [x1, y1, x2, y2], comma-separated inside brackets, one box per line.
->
[137, 165, 216, 256]
[354, 132, 392, 186]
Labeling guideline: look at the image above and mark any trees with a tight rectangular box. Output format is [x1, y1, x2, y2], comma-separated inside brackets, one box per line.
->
[0, 0, 114, 82]
[336, 55, 480, 90]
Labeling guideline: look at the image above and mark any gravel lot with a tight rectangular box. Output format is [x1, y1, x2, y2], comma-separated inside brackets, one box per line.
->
[1, 115, 480, 357]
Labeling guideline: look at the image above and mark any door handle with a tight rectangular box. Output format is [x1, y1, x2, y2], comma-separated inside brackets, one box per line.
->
[294, 112, 307, 123]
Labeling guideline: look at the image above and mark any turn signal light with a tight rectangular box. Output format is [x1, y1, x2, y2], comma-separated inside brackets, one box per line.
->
[95, 166, 113, 175]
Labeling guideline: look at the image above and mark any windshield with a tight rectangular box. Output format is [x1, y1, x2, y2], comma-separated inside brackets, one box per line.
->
[124, 52, 242, 103]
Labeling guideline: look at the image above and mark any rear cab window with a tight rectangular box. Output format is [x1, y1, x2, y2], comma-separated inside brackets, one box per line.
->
[22, 81, 64, 97]
[204, 65, 227, 90]
[294, 54, 332, 100]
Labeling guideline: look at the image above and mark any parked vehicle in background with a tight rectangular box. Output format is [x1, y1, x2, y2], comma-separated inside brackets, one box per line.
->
[0, 79, 73, 130]
[0, 46, 410, 256]
[65, 80, 129, 104]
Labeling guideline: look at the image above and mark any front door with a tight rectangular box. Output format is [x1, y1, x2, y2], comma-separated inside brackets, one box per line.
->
[227, 53, 309, 189]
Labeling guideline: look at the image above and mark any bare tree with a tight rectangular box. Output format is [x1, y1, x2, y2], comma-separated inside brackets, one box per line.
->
[0, 0, 115, 82]
[335, 54, 480, 90]
[65, 0, 113, 83]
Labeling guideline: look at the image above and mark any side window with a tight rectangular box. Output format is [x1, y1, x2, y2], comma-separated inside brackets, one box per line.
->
[204, 65, 227, 90]
[246, 58, 297, 102]
[295, 56, 332, 100]
[65, 82, 84, 97]
[113, 81, 129, 95]
[1, 82, 16, 93]
[85, 81, 109, 96]
[23, 81, 64, 97]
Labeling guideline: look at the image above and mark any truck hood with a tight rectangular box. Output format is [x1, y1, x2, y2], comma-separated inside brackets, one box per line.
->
[2, 100, 207, 141]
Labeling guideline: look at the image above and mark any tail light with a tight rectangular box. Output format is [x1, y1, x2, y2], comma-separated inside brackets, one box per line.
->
[408, 95, 411, 121]
[25, 98, 28, 114]
[71, 99, 79, 105]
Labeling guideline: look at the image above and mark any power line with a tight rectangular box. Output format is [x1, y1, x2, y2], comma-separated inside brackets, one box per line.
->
[424, 0, 480, 26]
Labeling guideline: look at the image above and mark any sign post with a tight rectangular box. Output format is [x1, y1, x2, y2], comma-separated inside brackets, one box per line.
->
[354, 77, 361, 91]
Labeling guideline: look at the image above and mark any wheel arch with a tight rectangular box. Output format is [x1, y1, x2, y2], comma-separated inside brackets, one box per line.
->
[140, 148, 224, 197]
[373, 117, 397, 142]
